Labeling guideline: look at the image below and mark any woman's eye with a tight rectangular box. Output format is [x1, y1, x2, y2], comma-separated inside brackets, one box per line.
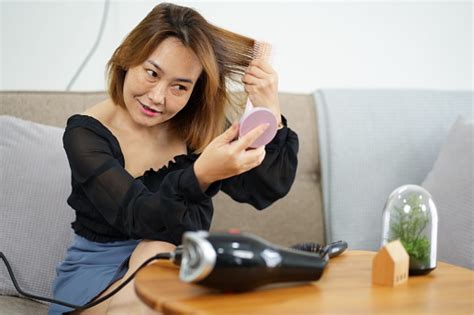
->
[173, 85, 187, 91]
[146, 69, 157, 78]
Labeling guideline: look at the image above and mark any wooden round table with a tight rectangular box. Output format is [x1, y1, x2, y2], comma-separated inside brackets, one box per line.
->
[135, 250, 474, 315]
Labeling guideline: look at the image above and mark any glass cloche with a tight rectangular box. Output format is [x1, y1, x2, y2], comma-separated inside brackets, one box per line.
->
[381, 185, 438, 275]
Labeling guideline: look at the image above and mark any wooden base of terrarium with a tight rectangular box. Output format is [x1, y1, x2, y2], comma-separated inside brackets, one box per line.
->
[409, 266, 436, 276]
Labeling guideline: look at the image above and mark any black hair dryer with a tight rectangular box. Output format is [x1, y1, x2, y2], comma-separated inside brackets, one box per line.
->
[179, 230, 329, 291]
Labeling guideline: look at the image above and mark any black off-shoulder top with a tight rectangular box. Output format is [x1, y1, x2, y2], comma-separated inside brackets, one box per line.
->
[63, 114, 298, 245]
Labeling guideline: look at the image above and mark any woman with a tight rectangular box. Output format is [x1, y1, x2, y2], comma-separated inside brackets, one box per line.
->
[49, 3, 298, 315]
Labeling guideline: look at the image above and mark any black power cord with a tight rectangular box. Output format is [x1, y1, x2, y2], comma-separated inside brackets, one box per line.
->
[0, 251, 173, 311]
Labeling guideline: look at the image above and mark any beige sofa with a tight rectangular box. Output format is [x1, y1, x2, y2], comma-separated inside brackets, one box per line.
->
[0, 91, 324, 245]
[1, 89, 472, 314]
[0, 91, 324, 313]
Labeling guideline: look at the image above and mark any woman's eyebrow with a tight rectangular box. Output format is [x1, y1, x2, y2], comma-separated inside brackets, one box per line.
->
[146, 60, 194, 84]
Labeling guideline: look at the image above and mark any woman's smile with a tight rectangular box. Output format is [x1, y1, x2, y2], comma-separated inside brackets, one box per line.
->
[137, 98, 163, 117]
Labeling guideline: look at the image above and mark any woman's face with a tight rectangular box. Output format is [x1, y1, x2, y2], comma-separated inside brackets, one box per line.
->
[122, 37, 203, 128]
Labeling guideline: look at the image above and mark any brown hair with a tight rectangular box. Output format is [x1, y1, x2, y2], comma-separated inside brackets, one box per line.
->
[106, 2, 257, 153]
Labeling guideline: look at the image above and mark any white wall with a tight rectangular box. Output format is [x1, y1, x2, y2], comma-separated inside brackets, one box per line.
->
[1, 0, 472, 93]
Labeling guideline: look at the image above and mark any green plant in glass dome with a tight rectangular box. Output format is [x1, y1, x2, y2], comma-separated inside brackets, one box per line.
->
[388, 193, 430, 269]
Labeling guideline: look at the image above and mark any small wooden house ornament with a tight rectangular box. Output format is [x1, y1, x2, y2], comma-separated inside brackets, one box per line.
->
[372, 240, 409, 286]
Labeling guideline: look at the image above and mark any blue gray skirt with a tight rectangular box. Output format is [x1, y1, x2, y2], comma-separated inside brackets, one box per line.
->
[48, 234, 140, 315]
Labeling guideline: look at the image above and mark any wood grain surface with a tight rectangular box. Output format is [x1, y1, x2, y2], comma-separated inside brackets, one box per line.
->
[135, 250, 474, 315]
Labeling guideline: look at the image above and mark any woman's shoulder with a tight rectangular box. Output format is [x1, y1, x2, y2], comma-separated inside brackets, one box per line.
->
[65, 99, 119, 145]
[68, 99, 111, 128]
[79, 99, 114, 124]
[82, 97, 110, 114]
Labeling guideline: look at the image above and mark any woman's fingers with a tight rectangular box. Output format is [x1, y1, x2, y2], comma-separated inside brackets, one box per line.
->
[249, 59, 274, 75]
[194, 123, 268, 186]
[233, 123, 269, 151]
[241, 146, 266, 169]
[243, 65, 268, 82]
[243, 77, 275, 94]
[243, 59, 279, 108]
[217, 121, 239, 143]
[243, 60, 275, 85]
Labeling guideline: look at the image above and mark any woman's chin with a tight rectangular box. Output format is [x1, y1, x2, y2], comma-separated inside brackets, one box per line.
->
[134, 112, 170, 128]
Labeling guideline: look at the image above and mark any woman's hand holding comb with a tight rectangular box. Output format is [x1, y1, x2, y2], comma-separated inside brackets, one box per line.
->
[242, 59, 281, 125]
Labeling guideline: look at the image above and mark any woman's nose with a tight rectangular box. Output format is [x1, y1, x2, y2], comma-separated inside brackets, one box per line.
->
[147, 83, 166, 105]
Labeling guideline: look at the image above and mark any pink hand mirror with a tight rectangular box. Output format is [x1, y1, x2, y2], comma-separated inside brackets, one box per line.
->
[239, 99, 278, 148]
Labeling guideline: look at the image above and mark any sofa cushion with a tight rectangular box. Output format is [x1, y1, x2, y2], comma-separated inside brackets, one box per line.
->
[422, 116, 473, 269]
[314, 89, 473, 250]
[0, 116, 74, 302]
[0, 296, 48, 314]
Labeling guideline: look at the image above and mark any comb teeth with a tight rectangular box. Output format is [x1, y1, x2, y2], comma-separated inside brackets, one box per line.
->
[252, 41, 272, 61]
[290, 242, 322, 254]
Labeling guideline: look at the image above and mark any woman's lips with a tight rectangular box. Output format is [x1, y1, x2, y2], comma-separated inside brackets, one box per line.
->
[137, 100, 162, 117]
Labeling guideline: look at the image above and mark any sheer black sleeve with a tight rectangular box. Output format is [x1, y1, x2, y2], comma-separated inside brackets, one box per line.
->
[63, 123, 219, 244]
[220, 118, 299, 210]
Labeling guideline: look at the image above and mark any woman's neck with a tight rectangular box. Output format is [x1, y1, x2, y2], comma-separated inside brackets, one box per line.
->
[107, 100, 174, 146]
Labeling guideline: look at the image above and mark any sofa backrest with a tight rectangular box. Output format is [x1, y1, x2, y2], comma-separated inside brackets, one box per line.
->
[315, 89, 473, 252]
[0, 91, 325, 246]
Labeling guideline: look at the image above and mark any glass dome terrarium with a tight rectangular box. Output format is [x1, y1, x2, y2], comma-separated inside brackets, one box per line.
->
[381, 185, 438, 275]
